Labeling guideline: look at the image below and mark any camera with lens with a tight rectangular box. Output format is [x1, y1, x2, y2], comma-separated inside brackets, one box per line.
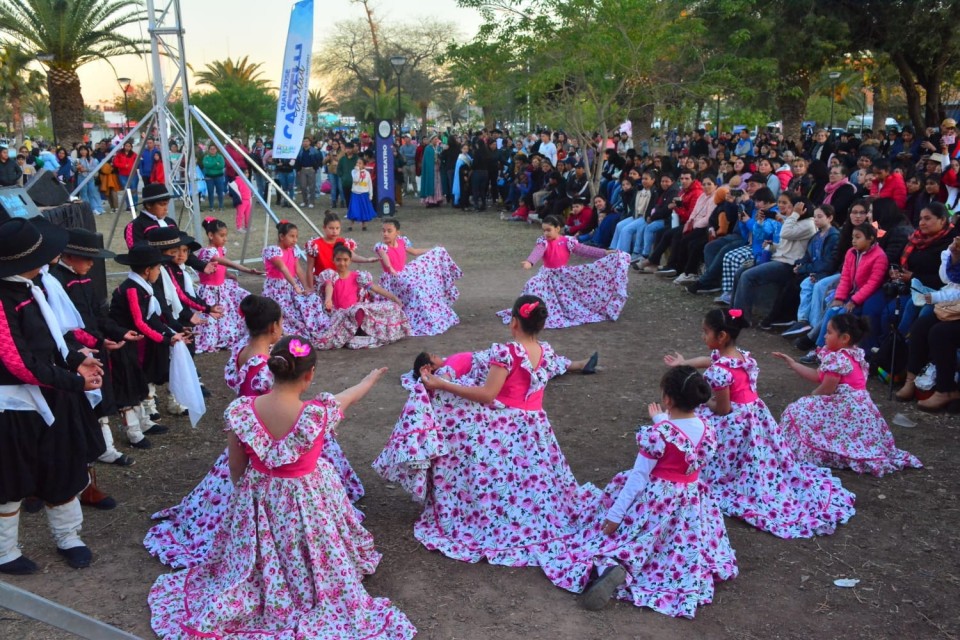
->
[883, 280, 910, 297]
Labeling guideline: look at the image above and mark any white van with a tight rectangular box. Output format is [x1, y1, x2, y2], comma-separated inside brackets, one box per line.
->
[846, 115, 901, 134]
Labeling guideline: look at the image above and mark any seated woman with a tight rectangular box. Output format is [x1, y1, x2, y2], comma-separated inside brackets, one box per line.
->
[897, 235, 960, 411]
[578, 195, 619, 248]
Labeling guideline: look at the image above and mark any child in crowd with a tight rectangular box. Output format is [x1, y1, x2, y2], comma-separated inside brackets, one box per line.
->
[346, 157, 376, 231]
[538, 367, 737, 618]
[149, 337, 415, 639]
[713, 186, 781, 306]
[109, 244, 182, 448]
[229, 176, 252, 232]
[776, 314, 922, 476]
[779, 204, 841, 338]
[145, 296, 365, 570]
[375, 295, 601, 566]
[665, 309, 855, 538]
[375, 217, 463, 336]
[497, 215, 630, 329]
[316, 244, 410, 350]
[193, 217, 262, 354]
[305, 211, 376, 293]
[262, 220, 328, 340]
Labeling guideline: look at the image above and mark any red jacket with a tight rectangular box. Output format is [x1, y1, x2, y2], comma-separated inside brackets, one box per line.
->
[676, 180, 704, 224]
[834, 243, 889, 306]
[113, 151, 136, 178]
[870, 172, 907, 209]
[565, 206, 596, 236]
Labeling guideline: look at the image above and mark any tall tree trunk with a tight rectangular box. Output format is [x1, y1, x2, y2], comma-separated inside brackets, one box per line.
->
[923, 76, 942, 128]
[481, 105, 494, 130]
[777, 75, 809, 142]
[9, 89, 23, 142]
[892, 53, 924, 132]
[871, 81, 887, 135]
[630, 102, 655, 146]
[46, 66, 84, 148]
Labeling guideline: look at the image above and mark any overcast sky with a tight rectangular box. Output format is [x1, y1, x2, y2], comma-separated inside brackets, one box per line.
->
[75, 0, 482, 106]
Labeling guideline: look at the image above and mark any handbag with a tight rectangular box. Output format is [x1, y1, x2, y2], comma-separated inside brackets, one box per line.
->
[320, 179, 332, 194]
[934, 299, 960, 321]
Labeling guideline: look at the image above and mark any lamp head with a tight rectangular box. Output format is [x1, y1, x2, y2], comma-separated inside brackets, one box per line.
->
[117, 77, 131, 86]
[389, 55, 407, 73]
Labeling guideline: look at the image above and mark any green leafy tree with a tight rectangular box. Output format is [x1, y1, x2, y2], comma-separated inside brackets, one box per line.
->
[0, 45, 45, 142]
[189, 79, 277, 139]
[0, 0, 147, 147]
[112, 82, 158, 122]
[192, 56, 270, 91]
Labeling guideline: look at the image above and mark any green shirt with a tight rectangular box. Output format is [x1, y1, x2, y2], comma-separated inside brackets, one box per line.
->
[201, 153, 225, 177]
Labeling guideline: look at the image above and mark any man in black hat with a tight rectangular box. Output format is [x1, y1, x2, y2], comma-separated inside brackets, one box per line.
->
[53, 229, 139, 468]
[126, 184, 214, 274]
[0, 218, 105, 574]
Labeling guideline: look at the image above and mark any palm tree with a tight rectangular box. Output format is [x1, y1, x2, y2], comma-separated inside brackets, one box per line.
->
[0, 0, 147, 147]
[0, 45, 45, 142]
[307, 88, 334, 131]
[193, 56, 269, 90]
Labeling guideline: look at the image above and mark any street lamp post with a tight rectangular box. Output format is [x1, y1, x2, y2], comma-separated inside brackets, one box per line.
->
[117, 77, 131, 137]
[389, 55, 407, 134]
[716, 94, 721, 137]
[828, 71, 841, 133]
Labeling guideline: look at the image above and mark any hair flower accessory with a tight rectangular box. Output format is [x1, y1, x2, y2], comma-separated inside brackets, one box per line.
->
[288, 339, 312, 357]
[519, 301, 540, 318]
[344, 238, 357, 251]
[204, 216, 216, 223]
[279, 219, 290, 225]
[728, 309, 743, 319]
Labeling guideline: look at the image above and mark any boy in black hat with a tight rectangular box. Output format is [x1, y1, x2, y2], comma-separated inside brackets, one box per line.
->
[126, 183, 215, 275]
[0, 218, 106, 574]
[108, 244, 184, 448]
[53, 229, 138, 467]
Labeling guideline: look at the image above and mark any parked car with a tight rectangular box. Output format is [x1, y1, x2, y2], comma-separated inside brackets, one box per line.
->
[846, 115, 901, 134]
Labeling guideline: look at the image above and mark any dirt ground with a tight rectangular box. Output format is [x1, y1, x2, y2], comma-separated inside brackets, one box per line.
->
[4, 200, 959, 640]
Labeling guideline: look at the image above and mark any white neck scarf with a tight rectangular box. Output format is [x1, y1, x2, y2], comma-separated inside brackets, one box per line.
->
[143, 211, 170, 228]
[157, 266, 184, 317]
[39, 265, 84, 332]
[178, 264, 197, 297]
[127, 272, 162, 319]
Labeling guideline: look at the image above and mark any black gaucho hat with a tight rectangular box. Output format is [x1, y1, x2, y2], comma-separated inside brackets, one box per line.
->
[62, 228, 116, 259]
[0, 217, 68, 277]
[114, 243, 170, 268]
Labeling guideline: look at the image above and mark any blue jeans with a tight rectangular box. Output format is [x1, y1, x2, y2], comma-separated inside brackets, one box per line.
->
[815, 290, 887, 350]
[803, 273, 840, 331]
[275, 171, 295, 203]
[329, 175, 345, 207]
[79, 176, 103, 214]
[254, 172, 267, 199]
[639, 219, 666, 257]
[205, 175, 226, 209]
[732, 260, 794, 320]
[119, 173, 140, 205]
[611, 217, 646, 254]
[698, 234, 746, 287]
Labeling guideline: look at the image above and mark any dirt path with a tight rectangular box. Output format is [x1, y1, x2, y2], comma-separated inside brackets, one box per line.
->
[5, 203, 958, 639]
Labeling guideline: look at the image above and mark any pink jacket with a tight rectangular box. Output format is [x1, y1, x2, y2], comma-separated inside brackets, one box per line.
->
[834, 243, 889, 306]
[683, 193, 713, 233]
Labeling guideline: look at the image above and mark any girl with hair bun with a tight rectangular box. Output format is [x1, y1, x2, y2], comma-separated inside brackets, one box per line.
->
[497, 214, 630, 329]
[145, 297, 366, 570]
[193, 217, 263, 353]
[304, 211, 376, 294]
[538, 366, 737, 618]
[776, 314, 922, 476]
[261, 220, 329, 341]
[378, 294, 602, 567]
[664, 308, 856, 539]
[149, 340, 416, 638]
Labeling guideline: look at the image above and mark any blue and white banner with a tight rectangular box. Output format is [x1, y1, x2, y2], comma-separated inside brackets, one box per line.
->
[272, 0, 314, 159]
[375, 120, 396, 217]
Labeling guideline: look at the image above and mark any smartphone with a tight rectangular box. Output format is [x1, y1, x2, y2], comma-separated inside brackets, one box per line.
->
[944, 134, 956, 145]
[730, 188, 743, 197]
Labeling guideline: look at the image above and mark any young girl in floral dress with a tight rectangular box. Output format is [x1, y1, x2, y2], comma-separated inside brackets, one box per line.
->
[144, 296, 365, 570]
[538, 366, 737, 618]
[497, 215, 630, 329]
[316, 245, 410, 350]
[305, 211, 376, 294]
[375, 217, 463, 336]
[375, 295, 601, 566]
[149, 337, 416, 639]
[194, 217, 262, 353]
[664, 308, 856, 538]
[262, 220, 328, 341]
[776, 314, 922, 476]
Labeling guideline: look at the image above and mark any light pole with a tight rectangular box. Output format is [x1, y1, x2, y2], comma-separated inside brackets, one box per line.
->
[828, 71, 841, 133]
[389, 55, 407, 134]
[715, 94, 722, 137]
[117, 77, 131, 137]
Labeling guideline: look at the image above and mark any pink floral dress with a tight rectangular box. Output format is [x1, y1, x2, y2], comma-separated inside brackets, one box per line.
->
[149, 395, 416, 639]
[262, 244, 329, 342]
[780, 347, 923, 476]
[193, 245, 251, 353]
[539, 416, 738, 618]
[375, 236, 463, 336]
[697, 350, 856, 538]
[144, 344, 365, 570]
[378, 341, 601, 566]
[496, 236, 631, 329]
[314, 269, 411, 350]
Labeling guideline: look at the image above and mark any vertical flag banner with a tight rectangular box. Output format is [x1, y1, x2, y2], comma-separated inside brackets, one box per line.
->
[375, 120, 396, 217]
[272, 0, 314, 159]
